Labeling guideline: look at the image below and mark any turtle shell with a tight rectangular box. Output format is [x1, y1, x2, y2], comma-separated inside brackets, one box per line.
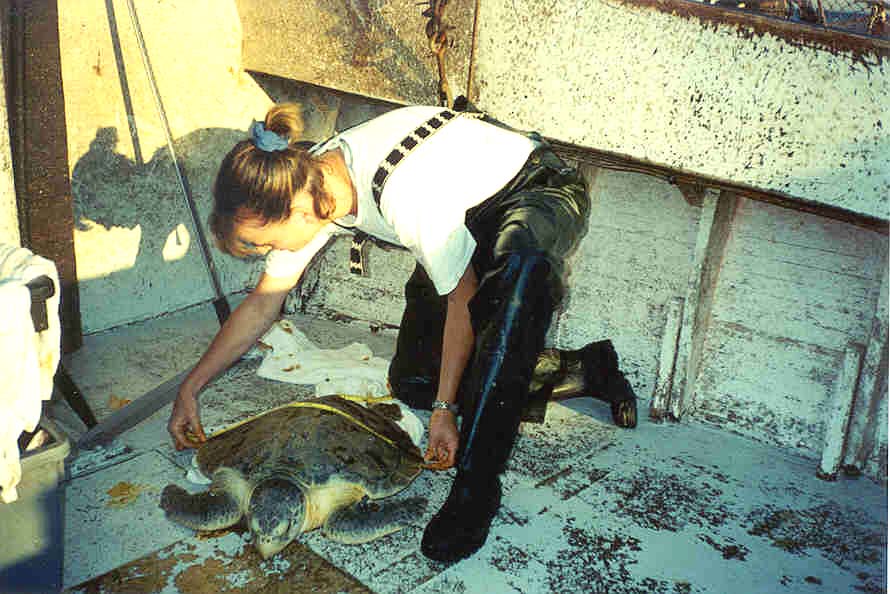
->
[196, 395, 424, 498]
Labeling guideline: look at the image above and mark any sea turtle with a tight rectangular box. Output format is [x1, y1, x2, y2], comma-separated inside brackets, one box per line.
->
[160, 395, 426, 558]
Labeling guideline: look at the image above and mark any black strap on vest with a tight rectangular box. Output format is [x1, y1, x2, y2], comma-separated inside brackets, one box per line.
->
[349, 109, 458, 276]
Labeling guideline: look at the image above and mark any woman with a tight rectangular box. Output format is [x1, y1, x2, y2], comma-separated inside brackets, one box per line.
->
[167, 102, 635, 562]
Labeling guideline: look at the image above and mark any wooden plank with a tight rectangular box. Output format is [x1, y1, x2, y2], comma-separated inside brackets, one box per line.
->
[843, 256, 889, 470]
[818, 342, 865, 480]
[695, 321, 837, 422]
[680, 196, 885, 465]
[76, 368, 191, 450]
[671, 189, 738, 418]
[551, 141, 889, 235]
[12, 0, 82, 353]
[650, 296, 683, 421]
[864, 379, 888, 481]
[544, 167, 698, 403]
[0, 2, 20, 247]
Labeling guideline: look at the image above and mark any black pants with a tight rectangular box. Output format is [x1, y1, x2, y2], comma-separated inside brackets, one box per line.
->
[388, 143, 591, 411]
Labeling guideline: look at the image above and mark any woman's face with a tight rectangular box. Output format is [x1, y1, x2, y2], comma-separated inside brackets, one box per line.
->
[233, 199, 324, 256]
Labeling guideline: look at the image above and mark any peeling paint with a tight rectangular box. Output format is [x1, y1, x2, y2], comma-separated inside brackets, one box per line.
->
[546, 521, 697, 594]
[603, 467, 735, 532]
[697, 533, 750, 560]
[71, 532, 371, 594]
[746, 502, 887, 567]
[474, 0, 890, 219]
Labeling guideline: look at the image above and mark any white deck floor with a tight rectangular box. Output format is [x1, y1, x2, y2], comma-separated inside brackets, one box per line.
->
[48, 303, 889, 593]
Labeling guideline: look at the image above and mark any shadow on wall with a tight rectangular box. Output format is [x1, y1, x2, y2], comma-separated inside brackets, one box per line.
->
[69, 125, 258, 332]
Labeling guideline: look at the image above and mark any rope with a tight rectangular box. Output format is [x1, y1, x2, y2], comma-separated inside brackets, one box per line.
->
[424, 0, 453, 107]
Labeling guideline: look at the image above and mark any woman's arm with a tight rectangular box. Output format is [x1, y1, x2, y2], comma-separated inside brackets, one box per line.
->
[168, 270, 301, 450]
[426, 263, 478, 468]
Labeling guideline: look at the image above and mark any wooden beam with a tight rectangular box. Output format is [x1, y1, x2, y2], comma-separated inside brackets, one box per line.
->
[76, 368, 191, 450]
[550, 140, 888, 235]
[620, 0, 890, 59]
[670, 189, 739, 419]
[818, 342, 865, 480]
[650, 296, 683, 421]
[0, 3, 20, 247]
[10, 0, 82, 352]
[843, 255, 889, 471]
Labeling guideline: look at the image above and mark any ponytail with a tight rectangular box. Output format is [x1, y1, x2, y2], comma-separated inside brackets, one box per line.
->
[210, 103, 335, 257]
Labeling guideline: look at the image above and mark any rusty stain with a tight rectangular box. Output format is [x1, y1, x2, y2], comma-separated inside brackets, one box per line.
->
[108, 394, 132, 410]
[617, 0, 889, 65]
[173, 557, 234, 594]
[71, 551, 179, 593]
[281, 365, 300, 372]
[238, 0, 476, 105]
[106, 481, 147, 508]
[72, 532, 373, 593]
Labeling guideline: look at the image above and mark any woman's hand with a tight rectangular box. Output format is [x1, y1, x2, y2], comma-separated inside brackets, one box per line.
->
[424, 409, 459, 470]
[165, 273, 297, 452]
[168, 389, 207, 451]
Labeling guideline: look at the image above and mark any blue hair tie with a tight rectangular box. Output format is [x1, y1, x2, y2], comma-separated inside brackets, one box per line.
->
[249, 121, 290, 152]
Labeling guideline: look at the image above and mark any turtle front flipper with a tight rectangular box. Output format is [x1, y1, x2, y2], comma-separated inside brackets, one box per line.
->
[161, 468, 248, 531]
[322, 496, 427, 544]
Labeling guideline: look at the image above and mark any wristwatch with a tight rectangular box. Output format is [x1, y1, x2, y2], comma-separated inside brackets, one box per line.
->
[432, 400, 460, 416]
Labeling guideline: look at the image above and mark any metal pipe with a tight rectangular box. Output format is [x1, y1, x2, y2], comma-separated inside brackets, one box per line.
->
[124, 0, 230, 325]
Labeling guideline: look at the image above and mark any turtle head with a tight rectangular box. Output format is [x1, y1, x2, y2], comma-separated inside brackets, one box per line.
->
[247, 477, 306, 558]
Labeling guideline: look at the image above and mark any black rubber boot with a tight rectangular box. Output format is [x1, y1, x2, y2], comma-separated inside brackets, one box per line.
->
[421, 251, 555, 563]
[530, 341, 638, 428]
[578, 340, 637, 428]
[562, 341, 637, 428]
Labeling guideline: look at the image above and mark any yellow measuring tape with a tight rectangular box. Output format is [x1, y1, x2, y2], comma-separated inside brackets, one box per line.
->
[206, 394, 400, 448]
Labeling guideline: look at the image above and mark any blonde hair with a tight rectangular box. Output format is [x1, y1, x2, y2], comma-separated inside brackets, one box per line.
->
[210, 103, 335, 257]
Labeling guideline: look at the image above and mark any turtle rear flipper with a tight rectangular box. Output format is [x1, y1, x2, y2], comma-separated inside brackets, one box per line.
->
[161, 468, 248, 531]
[322, 496, 426, 544]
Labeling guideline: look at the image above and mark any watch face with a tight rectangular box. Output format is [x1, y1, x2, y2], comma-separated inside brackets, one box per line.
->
[433, 401, 458, 414]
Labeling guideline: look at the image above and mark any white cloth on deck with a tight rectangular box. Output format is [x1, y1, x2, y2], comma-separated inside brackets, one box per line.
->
[0, 243, 61, 503]
[254, 319, 424, 446]
[257, 319, 391, 399]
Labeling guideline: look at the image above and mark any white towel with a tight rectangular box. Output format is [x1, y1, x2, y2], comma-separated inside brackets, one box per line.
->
[257, 319, 391, 399]
[0, 243, 61, 503]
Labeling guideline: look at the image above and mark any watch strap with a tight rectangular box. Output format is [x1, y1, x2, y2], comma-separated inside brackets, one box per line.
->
[432, 400, 460, 415]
